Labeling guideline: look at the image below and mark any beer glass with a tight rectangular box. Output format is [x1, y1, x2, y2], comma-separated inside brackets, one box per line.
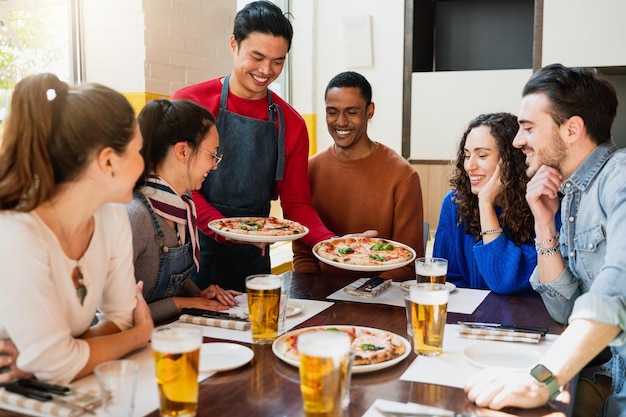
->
[415, 257, 448, 284]
[298, 331, 351, 417]
[151, 325, 203, 417]
[410, 283, 448, 356]
[245, 274, 282, 344]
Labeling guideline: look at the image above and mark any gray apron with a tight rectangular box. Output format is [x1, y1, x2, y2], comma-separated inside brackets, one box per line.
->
[193, 75, 285, 292]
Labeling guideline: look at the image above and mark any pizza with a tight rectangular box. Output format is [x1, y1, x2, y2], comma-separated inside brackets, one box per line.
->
[209, 217, 306, 236]
[314, 237, 415, 267]
[280, 326, 406, 366]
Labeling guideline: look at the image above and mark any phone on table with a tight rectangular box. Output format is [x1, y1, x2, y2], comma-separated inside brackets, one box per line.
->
[344, 275, 391, 297]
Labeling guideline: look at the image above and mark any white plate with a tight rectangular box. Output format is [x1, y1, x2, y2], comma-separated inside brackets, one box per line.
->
[312, 238, 416, 272]
[208, 218, 309, 243]
[286, 300, 304, 317]
[399, 280, 456, 293]
[272, 325, 411, 374]
[200, 342, 254, 372]
[463, 343, 541, 371]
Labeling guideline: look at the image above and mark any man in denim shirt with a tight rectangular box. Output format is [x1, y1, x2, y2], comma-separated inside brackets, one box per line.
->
[466, 63, 626, 417]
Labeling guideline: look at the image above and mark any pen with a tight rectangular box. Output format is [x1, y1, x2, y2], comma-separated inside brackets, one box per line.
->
[17, 379, 71, 395]
[458, 321, 548, 336]
[181, 308, 249, 322]
[5, 383, 53, 402]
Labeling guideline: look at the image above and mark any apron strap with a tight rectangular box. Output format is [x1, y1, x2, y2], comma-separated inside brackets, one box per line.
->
[219, 75, 230, 112]
[268, 100, 285, 181]
[135, 193, 167, 250]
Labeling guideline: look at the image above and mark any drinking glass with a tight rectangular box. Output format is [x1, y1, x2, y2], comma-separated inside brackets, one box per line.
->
[94, 360, 139, 417]
[415, 257, 448, 284]
[410, 283, 448, 356]
[246, 274, 282, 344]
[278, 271, 293, 334]
[298, 331, 351, 417]
[151, 325, 203, 417]
[403, 293, 413, 336]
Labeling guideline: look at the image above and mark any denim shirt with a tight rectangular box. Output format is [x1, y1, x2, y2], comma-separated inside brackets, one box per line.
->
[530, 142, 626, 345]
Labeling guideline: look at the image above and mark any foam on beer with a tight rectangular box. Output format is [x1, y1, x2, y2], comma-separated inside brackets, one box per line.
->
[298, 331, 350, 365]
[410, 285, 448, 305]
[246, 275, 282, 291]
[414, 262, 447, 277]
[151, 327, 202, 354]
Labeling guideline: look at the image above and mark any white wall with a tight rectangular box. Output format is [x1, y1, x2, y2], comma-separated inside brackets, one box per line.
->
[543, 0, 626, 67]
[291, 0, 406, 155]
[81, 0, 145, 91]
[410, 70, 532, 160]
[81, 0, 235, 95]
[144, 0, 235, 95]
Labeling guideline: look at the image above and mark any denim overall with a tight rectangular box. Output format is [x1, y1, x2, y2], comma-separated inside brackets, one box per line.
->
[137, 194, 194, 302]
[193, 75, 285, 292]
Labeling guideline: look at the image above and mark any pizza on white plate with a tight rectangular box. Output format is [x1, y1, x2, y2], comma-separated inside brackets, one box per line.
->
[280, 326, 406, 366]
[209, 217, 306, 236]
[314, 237, 415, 267]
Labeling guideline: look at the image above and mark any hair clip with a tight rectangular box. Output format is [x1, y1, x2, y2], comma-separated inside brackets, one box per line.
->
[46, 88, 57, 101]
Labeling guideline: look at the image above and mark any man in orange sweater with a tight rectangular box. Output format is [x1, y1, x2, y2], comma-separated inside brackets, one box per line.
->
[292, 71, 424, 281]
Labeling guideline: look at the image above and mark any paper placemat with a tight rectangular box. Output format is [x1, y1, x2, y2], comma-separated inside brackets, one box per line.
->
[327, 279, 490, 314]
[363, 398, 454, 417]
[0, 344, 215, 417]
[181, 298, 334, 343]
[400, 324, 557, 389]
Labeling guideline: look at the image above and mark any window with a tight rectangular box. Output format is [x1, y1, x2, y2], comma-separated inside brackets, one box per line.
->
[0, 0, 76, 129]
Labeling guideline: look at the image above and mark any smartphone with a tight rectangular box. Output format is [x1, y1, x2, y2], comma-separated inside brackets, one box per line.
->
[344, 276, 391, 297]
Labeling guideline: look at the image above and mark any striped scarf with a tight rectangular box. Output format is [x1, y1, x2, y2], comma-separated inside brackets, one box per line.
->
[142, 175, 200, 271]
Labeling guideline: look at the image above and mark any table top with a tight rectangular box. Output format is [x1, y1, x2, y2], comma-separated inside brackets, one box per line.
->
[0, 273, 573, 417]
[172, 273, 572, 417]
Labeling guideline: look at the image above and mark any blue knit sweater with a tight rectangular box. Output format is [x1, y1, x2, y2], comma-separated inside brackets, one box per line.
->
[433, 190, 536, 294]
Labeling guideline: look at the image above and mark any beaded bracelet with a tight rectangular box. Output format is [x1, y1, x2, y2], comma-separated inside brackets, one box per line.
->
[480, 228, 503, 236]
[535, 242, 561, 256]
[534, 232, 560, 246]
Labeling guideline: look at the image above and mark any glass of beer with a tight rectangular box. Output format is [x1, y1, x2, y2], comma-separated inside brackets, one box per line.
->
[151, 325, 203, 417]
[298, 330, 351, 417]
[410, 283, 448, 356]
[245, 274, 282, 344]
[415, 257, 448, 284]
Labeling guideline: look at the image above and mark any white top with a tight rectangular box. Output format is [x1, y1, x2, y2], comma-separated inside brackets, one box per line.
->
[0, 203, 136, 383]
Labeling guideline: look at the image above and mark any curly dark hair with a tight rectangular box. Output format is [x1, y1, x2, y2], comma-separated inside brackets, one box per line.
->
[450, 112, 534, 244]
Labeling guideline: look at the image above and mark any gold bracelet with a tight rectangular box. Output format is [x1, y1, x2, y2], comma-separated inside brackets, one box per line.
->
[480, 228, 503, 236]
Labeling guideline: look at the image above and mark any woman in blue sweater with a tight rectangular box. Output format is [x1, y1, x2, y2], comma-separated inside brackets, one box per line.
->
[433, 113, 536, 294]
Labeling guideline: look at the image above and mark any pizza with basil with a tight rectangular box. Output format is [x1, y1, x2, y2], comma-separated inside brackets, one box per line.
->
[209, 217, 306, 236]
[314, 237, 414, 267]
[280, 326, 406, 366]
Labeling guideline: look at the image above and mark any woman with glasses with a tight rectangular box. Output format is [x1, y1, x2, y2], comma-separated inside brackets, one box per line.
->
[0, 73, 153, 383]
[127, 98, 240, 324]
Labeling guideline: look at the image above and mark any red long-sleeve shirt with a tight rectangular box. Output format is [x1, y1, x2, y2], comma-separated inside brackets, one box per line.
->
[173, 78, 334, 247]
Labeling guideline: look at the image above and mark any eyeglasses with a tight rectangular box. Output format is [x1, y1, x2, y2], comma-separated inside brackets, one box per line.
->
[200, 148, 223, 168]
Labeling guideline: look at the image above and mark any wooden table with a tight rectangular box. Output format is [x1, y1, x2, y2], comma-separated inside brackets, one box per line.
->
[176, 273, 572, 417]
[0, 273, 574, 417]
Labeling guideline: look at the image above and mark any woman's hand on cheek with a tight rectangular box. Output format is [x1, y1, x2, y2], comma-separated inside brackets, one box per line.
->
[478, 162, 503, 205]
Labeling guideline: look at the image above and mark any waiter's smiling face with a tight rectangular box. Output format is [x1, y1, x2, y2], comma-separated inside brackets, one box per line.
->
[229, 32, 288, 101]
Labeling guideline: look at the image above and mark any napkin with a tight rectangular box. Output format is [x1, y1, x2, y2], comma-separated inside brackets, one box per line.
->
[457, 327, 541, 344]
[179, 314, 250, 331]
[0, 386, 100, 417]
